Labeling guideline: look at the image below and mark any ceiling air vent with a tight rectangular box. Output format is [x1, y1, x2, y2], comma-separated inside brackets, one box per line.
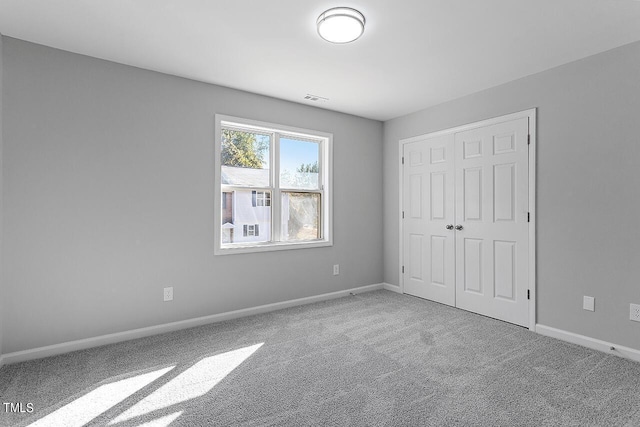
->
[304, 94, 329, 102]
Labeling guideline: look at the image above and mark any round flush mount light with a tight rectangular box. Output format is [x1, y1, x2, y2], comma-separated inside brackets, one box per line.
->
[317, 7, 365, 44]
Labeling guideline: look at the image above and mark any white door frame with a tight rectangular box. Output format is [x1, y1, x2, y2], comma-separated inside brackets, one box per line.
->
[398, 108, 537, 331]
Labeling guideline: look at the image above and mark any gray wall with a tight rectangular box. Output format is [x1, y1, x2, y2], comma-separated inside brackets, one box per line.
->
[1, 37, 383, 354]
[384, 41, 640, 350]
[0, 34, 4, 360]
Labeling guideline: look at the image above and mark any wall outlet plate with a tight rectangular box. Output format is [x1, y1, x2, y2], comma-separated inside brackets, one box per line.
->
[164, 287, 173, 302]
[583, 296, 595, 312]
[333, 264, 339, 276]
[630, 303, 640, 322]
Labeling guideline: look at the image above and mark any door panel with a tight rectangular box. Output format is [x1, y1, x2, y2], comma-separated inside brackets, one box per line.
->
[409, 174, 422, 218]
[430, 172, 446, 220]
[463, 167, 483, 221]
[454, 117, 529, 326]
[403, 135, 456, 306]
[430, 236, 446, 286]
[409, 234, 423, 280]
[494, 163, 515, 222]
[494, 240, 516, 300]
[463, 238, 483, 294]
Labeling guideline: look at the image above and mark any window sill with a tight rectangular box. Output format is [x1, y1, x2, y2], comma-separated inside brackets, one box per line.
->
[214, 239, 333, 256]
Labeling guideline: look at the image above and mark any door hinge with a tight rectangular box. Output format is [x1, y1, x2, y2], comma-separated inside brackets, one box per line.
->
[402, 266, 405, 274]
[402, 211, 405, 219]
[527, 134, 530, 145]
[527, 289, 530, 300]
[528, 212, 530, 222]
[402, 156, 405, 165]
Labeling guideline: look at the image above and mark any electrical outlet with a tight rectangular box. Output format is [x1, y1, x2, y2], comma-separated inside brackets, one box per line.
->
[163, 287, 173, 302]
[630, 303, 640, 322]
[333, 264, 339, 276]
[583, 296, 595, 312]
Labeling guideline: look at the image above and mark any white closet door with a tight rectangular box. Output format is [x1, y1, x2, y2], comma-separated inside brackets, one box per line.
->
[402, 134, 455, 306]
[453, 117, 529, 326]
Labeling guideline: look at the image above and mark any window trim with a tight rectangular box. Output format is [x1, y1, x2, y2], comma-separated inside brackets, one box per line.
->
[214, 114, 333, 255]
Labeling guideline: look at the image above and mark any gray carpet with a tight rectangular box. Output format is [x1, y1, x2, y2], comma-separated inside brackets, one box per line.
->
[2, 290, 640, 426]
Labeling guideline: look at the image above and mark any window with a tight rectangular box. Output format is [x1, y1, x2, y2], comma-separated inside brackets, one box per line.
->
[243, 224, 259, 237]
[215, 115, 332, 254]
[253, 191, 271, 207]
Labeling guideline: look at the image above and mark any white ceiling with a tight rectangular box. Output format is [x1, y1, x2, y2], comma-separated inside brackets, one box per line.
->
[1, 1, 640, 121]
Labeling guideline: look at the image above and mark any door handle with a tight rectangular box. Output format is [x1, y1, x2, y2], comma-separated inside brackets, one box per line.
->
[455, 224, 463, 231]
[445, 224, 454, 230]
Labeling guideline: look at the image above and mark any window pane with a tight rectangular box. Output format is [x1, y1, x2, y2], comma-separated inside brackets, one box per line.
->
[221, 129, 270, 187]
[279, 138, 319, 190]
[281, 192, 320, 241]
[221, 189, 270, 245]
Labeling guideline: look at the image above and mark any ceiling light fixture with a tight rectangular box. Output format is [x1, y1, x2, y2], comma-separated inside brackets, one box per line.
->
[317, 7, 365, 44]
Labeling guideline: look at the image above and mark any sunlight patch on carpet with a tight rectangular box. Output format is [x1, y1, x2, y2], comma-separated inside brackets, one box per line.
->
[110, 343, 264, 424]
[27, 366, 175, 427]
[133, 411, 183, 427]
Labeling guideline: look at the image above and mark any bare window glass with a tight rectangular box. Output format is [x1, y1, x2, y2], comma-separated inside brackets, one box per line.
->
[281, 192, 321, 241]
[226, 189, 270, 244]
[221, 130, 270, 188]
[280, 138, 320, 190]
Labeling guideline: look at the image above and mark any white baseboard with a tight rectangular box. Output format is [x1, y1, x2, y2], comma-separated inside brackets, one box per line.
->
[536, 324, 640, 363]
[1, 283, 385, 366]
[382, 283, 402, 294]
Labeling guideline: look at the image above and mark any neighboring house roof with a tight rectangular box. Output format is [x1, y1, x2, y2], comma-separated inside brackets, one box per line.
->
[221, 165, 269, 187]
[221, 165, 319, 189]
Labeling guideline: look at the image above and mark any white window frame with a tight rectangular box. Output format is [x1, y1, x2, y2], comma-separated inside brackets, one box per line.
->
[214, 114, 333, 255]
